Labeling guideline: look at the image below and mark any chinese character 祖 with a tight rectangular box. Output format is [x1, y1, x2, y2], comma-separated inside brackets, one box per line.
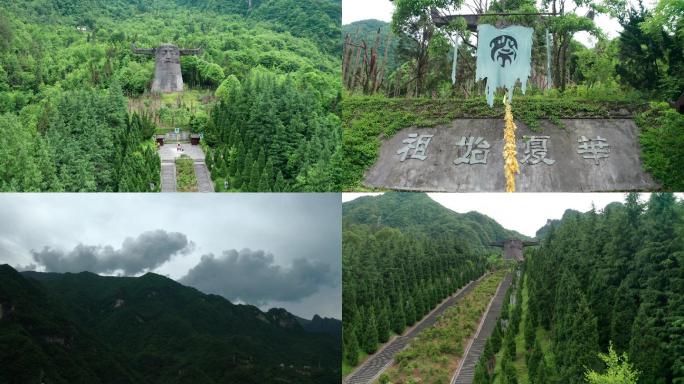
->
[397, 133, 433, 162]
[454, 136, 490, 165]
[577, 136, 610, 165]
[522, 136, 555, 165]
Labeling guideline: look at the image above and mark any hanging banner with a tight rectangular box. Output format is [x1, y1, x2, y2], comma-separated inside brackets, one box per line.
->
[475, 24, 533, 107]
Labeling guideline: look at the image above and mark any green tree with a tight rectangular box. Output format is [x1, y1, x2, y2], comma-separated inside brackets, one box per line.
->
[363, 306, 379, 354]
[585, 343, 639, 384]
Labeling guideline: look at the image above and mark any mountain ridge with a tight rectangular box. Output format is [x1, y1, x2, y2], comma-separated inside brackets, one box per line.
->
[343, 193, 531, 254]
[1, 264, 340, 383]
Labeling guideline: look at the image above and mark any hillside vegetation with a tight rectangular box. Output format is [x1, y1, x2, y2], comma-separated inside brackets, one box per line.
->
[342, 193, 524, 374]
[0, 265, 341, 384]
[472, 193, 683, 383]
[0, 0, 341, 191]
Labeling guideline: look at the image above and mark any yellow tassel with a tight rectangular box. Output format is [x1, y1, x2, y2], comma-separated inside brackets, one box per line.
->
[503, 94, 520, 192]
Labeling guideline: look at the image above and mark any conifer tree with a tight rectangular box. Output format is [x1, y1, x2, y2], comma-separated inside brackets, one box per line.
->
[363, 306, 379, 354]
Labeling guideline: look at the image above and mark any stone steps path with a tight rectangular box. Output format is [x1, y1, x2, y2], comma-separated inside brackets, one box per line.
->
[194, 162, 214, 192]
[344, 273, 489, 384]
[451, 273, 513, 384]
[160, 161, 176, 192]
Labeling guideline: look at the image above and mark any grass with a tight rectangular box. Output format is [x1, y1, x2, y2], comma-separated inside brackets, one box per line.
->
[175, 155, 198, 192]
[127, 89, 215, 134]
[341, 94, 648, 191]
[380, 270, 508, 384]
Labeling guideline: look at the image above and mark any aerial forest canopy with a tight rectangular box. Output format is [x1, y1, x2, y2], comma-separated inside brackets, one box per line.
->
[0, 0, 342, 191]
[470, 193, 683, 383]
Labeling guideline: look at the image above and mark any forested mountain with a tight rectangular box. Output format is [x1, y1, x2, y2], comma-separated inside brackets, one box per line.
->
[0, 265, 341, 384]
[473, 193, 683, 383]
[342, 193, 521, 372]
[0, 0, 341, 191]
[343, 193, 528, 254]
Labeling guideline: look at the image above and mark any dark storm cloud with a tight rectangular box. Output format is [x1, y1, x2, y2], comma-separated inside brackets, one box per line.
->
[32, 230, 193, 275]
[180, 249, 338, 304]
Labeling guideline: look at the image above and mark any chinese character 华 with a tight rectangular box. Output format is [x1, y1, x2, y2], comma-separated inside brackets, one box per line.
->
[522, 136, 555, 165]
[454, 136, 490, 165]
[577, 136, 610, 165]
[397, 133, 434, 162]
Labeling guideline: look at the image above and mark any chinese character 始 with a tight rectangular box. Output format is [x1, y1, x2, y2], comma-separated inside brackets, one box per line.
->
[522, 135, 555, 165]
[577, 135, 610, 165]
[397, 133, 434, 162]
[454, 136, 490, 165]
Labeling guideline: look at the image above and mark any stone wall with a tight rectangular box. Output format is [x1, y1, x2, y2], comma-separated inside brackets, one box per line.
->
[364, 119, 657, 192]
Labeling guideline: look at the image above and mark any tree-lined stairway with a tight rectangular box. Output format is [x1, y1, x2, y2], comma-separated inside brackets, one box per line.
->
[452, 273, 512, 384]
[345, 275, 487, 384]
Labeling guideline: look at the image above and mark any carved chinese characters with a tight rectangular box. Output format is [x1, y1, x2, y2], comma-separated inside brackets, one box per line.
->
[396, 134, 608, 166]
[577, 136, 610, 165]
[522, 136, 555, 165]
[454, 136, 490, 165]
[397, 133, 433, 161]
[367, 119, 655, 192]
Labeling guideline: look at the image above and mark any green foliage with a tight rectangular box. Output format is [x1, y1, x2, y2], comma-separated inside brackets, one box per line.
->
[175, 154, 198, 192]
[342, 193, 520, 374]
[206, 69, 341, 192]
[0, 265, 340, 384]
[343, 323, 360, 366]
[637, 102, 684, 190]
[615, 5, 684, 100]
[0, 0, 340, 192]
[384, 271, 508, 383]
[250, 0, 341, 56]
[474, 358, 491, 384]
[584, 343, 640, 384]
[526, 193, 683, 383]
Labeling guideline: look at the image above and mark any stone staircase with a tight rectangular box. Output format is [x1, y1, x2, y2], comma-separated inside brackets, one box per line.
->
[160, 161, 176, 192]
[344, 274, 487, 384]
[194, 162, 214, 192]
[451, 273, 513, 384]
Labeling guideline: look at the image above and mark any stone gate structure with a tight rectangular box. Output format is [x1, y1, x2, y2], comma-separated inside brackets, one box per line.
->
[490, 239, 538, 261]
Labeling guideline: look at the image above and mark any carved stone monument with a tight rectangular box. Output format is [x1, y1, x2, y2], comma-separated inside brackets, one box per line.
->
[364, 119, 658, 191]
[133, 44, 202, 93]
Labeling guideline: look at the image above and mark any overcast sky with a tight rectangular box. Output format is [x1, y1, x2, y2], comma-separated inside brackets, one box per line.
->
[342, 193, 683, 237]
[342, 0, 657, 47]
[0, 194, 341, 319]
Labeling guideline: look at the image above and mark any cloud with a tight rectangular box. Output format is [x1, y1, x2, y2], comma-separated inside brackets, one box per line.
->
[179, 248, 338, 305]
[31, 230, 193, 275]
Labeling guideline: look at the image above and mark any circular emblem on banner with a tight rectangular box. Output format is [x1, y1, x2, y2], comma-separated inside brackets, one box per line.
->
[490, 35, 518, 67]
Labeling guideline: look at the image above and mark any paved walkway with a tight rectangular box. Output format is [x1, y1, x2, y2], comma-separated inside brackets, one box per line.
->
[451, 273, 513, 384]
[158, 143, 205, 162]
[194, 162, 214, 192]
[160, 161, 176, 192]
[344, 273, 489, 384]
[158, 143, 214, 193]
